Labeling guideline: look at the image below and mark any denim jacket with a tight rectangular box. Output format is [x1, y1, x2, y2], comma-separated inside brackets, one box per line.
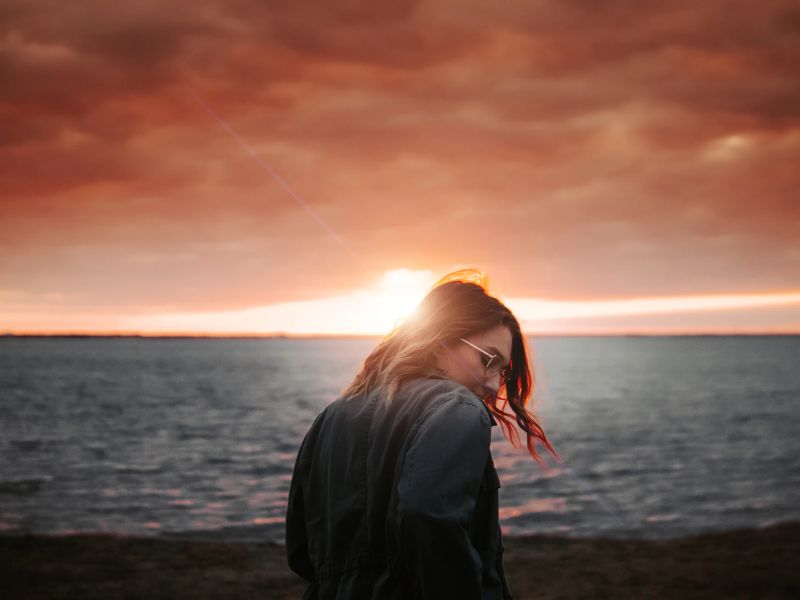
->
[285, 376, 513, 599]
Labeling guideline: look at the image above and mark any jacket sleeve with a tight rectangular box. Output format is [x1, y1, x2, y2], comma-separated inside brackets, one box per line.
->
[285, 428, 315, 581]
[396, 392, 491, 600]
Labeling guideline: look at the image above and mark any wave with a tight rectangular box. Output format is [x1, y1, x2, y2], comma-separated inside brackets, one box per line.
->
[8, 439, 43, 451]
[112, 464, 165, 474]
[0, 475, 53, 495]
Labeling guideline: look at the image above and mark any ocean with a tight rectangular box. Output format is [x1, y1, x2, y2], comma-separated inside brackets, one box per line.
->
[1, 335, 798, 542]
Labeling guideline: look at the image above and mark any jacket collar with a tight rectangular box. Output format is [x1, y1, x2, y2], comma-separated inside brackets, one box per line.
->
[426, 375, 498, 427]
[481, 402, 498, 427]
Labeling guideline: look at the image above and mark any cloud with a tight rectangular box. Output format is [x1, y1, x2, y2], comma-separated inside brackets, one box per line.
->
[0, 0, 798, 325]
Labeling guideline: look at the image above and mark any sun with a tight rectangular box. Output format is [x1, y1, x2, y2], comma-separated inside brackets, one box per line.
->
[355, 269, 437, 333]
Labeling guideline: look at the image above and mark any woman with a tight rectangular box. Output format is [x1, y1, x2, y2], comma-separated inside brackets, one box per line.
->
[285, 269, 556, 599]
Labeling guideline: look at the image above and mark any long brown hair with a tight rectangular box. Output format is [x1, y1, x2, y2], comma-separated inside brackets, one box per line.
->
[341, 268, 558, 466]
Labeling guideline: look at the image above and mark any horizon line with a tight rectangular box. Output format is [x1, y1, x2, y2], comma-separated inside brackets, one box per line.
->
[3, 330, 799, 339]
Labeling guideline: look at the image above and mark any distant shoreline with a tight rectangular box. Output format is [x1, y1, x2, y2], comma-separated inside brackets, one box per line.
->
[3, 332, 799, 340]
[3, 522, 798, 599]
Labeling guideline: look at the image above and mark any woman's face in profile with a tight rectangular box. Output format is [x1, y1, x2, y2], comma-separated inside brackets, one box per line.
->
[439, 325, 513, 398]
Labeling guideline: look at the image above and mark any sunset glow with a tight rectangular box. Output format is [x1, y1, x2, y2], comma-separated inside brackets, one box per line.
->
[4, 268, 798, 336]
[121, 287, 800, 336]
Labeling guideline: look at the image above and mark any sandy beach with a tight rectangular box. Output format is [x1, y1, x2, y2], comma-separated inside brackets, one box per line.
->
[3, 522, 799, 599]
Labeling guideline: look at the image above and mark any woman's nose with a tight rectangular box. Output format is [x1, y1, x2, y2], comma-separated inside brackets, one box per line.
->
[481, 376, 500, 397]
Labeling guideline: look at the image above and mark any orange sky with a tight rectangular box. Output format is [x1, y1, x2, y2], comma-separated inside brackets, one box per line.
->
[1, 1, 799, 335]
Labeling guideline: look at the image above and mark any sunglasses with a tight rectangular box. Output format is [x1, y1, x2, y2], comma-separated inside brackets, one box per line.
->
[459, 338, 511, 380]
